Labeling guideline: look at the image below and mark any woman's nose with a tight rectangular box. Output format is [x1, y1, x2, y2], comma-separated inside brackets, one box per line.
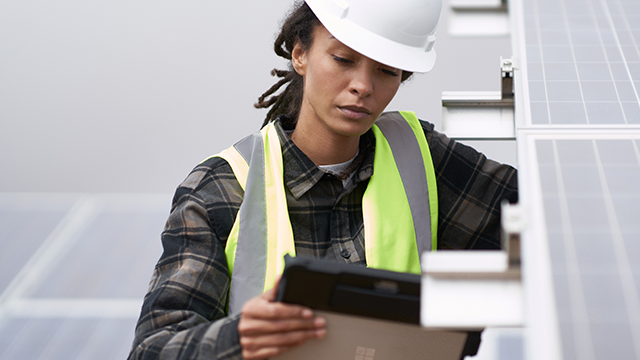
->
[349, 67, 373, 98]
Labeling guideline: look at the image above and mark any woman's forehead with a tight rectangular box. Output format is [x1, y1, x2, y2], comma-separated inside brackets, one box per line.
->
[311, 25, 399, 70]
[313, 25, 340, 46]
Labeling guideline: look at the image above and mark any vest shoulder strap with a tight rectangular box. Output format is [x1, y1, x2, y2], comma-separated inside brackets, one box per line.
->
[364, 111, 438, 273]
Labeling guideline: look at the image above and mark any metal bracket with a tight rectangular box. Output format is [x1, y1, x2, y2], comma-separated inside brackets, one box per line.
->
[501, 57, 514, 100]
[440, 56, 517, 140]
[449, 0, 508, 12]
[501, 200, 525, 269]
[442, 57, 516, 108]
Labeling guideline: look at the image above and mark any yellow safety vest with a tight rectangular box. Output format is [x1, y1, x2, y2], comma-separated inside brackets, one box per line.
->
[210, 111, 438, 314]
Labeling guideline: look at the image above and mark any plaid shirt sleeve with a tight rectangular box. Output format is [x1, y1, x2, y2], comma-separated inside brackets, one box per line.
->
[128, 157, 245, 360]
[421, 120, 519, 249]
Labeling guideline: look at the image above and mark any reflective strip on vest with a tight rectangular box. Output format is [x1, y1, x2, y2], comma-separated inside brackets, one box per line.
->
[215, 111, 437, 314]
[216, 126, 295, 314]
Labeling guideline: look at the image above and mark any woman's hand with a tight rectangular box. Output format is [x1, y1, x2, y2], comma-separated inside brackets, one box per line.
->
[237, 278, 327, 360]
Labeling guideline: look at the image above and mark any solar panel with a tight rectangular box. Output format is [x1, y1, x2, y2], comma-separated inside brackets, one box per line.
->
[521, 0, 640, 126]
[0, 318, 134, 360]
[512, 0, 640, 358]
[29, 210, 163, 299]
[538, 135, 640, 359]
[0, 193, 168, 360]
[516, 132, 640, 359]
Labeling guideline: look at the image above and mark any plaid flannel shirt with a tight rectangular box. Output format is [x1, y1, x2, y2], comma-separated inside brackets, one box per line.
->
[128, 117, 518, 359]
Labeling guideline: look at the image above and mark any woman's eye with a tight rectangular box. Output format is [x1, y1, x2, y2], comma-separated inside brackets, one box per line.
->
[381, 68, 400, 77]
[333, 56, 353, 64]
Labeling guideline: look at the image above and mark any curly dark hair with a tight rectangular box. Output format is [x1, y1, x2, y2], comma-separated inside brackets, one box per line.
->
[255, 2, 413, 128]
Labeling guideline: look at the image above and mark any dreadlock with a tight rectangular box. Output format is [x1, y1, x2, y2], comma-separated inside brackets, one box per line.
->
[255, 1, 414, 129]
[255, 2, 319, 129]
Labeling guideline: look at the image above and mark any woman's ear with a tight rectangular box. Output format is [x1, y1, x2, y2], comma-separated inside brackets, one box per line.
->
[291, 41, 307, 76]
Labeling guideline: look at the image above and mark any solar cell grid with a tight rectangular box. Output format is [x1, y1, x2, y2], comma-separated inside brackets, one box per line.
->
[533, 137, 640, 360]
[524, 0, 640, 125]
[514, 0, 640, 358]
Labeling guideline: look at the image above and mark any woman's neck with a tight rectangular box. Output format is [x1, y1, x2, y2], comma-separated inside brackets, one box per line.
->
[290, 119, 360, 166]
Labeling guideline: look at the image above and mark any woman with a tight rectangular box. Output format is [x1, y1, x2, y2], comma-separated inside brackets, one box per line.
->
[128, 1, 518, 359]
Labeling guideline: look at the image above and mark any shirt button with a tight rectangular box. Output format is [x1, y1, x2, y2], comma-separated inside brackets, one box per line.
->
[341, 250, 351, 259]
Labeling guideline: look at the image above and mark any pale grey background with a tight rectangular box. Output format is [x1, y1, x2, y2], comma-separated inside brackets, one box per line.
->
[0, 0, 512, 194]
[0, 1, 520, 359]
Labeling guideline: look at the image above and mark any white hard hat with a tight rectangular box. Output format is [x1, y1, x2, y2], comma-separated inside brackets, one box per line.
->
[305, 0, 442, 73]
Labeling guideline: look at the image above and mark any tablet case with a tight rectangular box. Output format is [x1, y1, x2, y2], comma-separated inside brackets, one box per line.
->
[275, 255, 481, 359]
[276, 254, 421, 324]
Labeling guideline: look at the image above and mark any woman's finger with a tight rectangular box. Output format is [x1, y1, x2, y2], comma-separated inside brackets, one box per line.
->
[238, 314, 325, 336]
[241, 294, 314, 321]
[240, 327, 326, 352]
[241, 344, 291, 360]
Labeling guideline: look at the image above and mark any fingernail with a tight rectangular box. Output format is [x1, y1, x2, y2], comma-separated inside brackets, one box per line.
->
[316, 329, 327, 338]
[314, 317, 326, 327]
[301, 309, 313, 318]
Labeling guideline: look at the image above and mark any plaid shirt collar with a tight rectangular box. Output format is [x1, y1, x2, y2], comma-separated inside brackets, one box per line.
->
[274, 117, 376, 200]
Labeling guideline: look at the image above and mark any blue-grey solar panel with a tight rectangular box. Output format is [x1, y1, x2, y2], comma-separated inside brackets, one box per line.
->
[0, 318, 135, 360]
[0, 194, 81, 294]
[523, 0, 640, 125]
[0, 211, 66, 294]
[517, 1, 640, 357]
[534, 137, 640, 359]
[0, 193, 169, 360]
[30, 210, 165, 299]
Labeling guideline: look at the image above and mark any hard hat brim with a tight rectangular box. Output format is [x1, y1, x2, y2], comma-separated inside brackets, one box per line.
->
[307, 1, 437, 73]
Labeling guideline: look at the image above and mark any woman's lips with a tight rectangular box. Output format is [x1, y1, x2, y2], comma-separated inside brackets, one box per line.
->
[339, 106, 371, 119]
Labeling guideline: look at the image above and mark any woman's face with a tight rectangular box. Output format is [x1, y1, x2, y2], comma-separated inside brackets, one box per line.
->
[292, 25, 402, 139]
